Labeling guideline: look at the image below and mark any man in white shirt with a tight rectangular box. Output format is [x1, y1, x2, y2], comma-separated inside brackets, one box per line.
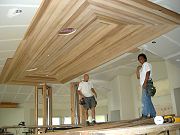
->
[136, 53, 156, 118]
[78, 74, 97, 126]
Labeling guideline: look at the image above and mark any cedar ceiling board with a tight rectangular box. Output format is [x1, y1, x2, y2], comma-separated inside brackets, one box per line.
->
[0, 0, 180, 85]
[48, 19, 119, 73]
[54, 24, 140, 76]
[0, 0, 88, 83]
[88, 0, 179, 24]
[15, 6, 96, 81]
[58, 25, 176, 83]
[13, 0, 88, 77]
[27, 7, 98, 74]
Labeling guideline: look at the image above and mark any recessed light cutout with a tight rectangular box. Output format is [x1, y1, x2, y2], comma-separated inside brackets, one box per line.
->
[26, 68, 38, 72]
[7, 8, 23, 18]
[58, 28, 76, 35]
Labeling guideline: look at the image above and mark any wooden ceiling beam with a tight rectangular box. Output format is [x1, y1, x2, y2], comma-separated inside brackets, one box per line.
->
[0, 0, 179, 84]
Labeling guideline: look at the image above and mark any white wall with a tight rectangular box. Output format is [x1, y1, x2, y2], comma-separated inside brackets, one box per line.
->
[166, 61, 180, 115]
[151, 61, 168, 81]
[118, 75, 135, 119]
[131, 74, 141, 118]
[0, 100, 108, 127]
[0, 108, 24, 127]
[108, 75, 135, 120]
[108, 76, 121, 121]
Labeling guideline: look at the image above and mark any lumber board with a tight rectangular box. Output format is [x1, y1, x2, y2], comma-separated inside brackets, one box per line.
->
[1, 119, 180, 135]
[0, 102, 18, 108]
[40, 120, 180, 135]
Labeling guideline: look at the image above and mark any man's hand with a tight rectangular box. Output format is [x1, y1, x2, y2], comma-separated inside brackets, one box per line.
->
[78, 91, 85, 98]
[136, 65, 142, 79]
[91, 88, 97, 98]
[137, 65, 142, 71]
[143, 82, 147, 89]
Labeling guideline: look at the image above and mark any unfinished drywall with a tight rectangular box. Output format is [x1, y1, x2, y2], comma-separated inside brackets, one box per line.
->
[0, 108, 24, 126]
[166, 61, 180, 115]
[108, 75, 135, 121]
[174, 88, 180, 115]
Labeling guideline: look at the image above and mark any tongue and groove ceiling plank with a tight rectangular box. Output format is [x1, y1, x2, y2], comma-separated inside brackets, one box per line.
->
[0, 0, 179, 84]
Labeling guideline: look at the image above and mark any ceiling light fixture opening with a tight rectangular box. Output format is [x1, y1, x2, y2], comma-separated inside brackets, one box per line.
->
[26, 68, 38, 72]
[7, 8, 23, 18]
[58, 28, 76, 35]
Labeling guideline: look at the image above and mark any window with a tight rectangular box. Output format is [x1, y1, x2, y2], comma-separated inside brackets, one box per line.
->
[38, 117, 60, 125]
[52, 117, 60, 125]
[64, 117, 71, 124]
[87, 115, 106, 122]
[38, 117, 43, 126]
[96, 115, 106, 122]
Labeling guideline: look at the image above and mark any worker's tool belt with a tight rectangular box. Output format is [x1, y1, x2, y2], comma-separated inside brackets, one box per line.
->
[79, 98, 86, 105]
[146, 79, 156, 97]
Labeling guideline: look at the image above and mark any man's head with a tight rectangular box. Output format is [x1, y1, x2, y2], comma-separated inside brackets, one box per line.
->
[83, 74, 89, 82]
[138, 53, 147, 65]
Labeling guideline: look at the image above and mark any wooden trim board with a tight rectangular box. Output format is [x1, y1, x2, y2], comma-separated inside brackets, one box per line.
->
[0, 102, 18, 108]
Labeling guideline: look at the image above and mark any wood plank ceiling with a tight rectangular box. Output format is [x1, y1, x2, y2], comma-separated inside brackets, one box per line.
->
[0, 0, 180, 84]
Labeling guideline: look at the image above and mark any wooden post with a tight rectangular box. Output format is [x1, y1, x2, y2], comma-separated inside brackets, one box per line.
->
[48, 87, 53, 126]
[42, 83, 47, 126]
[70, 82, 75, 125]
[34, 85, 38, 134]
[70, 82, 81, 125]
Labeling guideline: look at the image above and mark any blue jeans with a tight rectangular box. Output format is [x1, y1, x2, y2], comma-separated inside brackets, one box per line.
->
[142, 87, 156, 117]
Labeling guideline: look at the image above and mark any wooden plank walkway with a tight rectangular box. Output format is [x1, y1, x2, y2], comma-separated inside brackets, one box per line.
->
[43, 118, 180, 135]
[1, 118, 180, 135]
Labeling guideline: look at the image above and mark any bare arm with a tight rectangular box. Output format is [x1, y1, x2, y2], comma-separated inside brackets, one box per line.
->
[91, 88, 97, 98]
[136, 66, 142, 79]
[77, 91, 85, 98]
[143, 71, 150, 88]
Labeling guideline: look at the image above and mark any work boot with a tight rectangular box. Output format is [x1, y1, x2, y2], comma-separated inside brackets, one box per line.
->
[91, 120, 96, 125]
[140, 114, 148, 119]
[150, 115, 155, 118]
